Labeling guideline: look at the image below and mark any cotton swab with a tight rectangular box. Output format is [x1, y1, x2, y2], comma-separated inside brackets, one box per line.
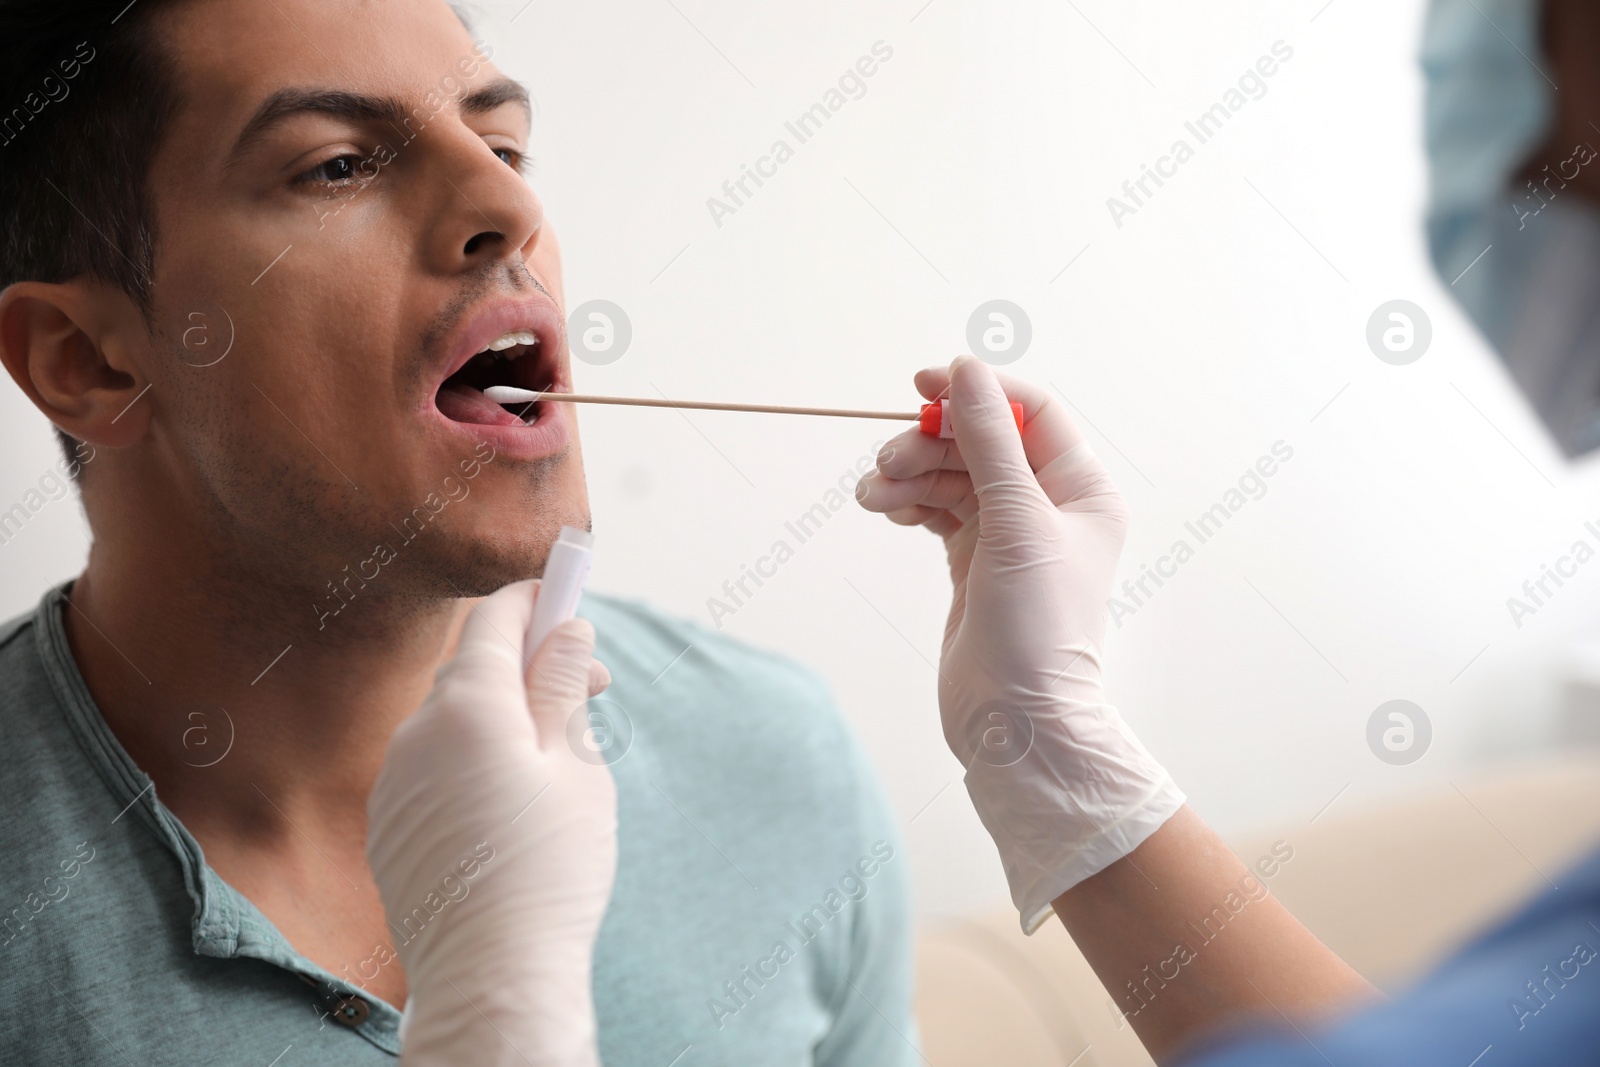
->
[484, 385, 919, 422]
[481, 385, 1023, 439]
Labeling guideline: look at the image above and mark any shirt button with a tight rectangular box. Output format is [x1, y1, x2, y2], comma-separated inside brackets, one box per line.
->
[330, 995, 370, 1028]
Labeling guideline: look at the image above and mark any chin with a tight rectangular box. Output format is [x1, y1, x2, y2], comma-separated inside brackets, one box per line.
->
[423, 523, 584, 598]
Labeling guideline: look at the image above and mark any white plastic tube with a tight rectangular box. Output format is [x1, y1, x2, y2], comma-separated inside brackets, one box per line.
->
[524, 525, 595, 665]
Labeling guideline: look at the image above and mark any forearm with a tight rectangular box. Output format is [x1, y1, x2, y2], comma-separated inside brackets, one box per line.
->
[861, 364, 1375, 1060]
[1050, 805, 1377, 1063]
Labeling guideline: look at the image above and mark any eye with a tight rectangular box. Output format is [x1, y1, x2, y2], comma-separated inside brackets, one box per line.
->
[295, 153, 369, 189]
[494, 147, 529, 174]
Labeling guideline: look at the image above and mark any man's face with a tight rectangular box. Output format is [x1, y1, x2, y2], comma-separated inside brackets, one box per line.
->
[138, 0, 587, 599]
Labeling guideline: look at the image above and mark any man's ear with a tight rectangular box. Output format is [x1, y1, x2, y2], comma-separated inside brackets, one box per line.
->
[0, 279, 153, 448]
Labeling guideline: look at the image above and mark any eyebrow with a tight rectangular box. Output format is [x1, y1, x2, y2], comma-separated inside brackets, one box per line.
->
[225, 76, 532, 171]
[461, 78, 531, 118]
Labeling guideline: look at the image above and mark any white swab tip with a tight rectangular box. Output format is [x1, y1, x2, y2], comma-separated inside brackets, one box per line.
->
[484, 385, 544, 404]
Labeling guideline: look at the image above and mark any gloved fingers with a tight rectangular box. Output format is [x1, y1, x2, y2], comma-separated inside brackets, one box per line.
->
[399, 580, 541, 749]
[947, 356, 1051, 503]
[881, 504, 968, 539]
[924, 509, 968, 541]
[437, 597, 479, 661]
[920, 362, 1089, 486]
[450, 578, 539, 678]
[525, 617, 598, 750]
[856, 466, 977, 519]
[876, 427, 969, 479]
[588, 658, 611, 698]
[912, 364, 1123, 514]
[881, 503, 946, 528]
[912, 365, 950, 401]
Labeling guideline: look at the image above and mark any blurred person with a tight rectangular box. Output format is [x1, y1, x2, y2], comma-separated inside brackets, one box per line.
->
[0, 1, 915, 1063]
[1426, 0, 1600, 455]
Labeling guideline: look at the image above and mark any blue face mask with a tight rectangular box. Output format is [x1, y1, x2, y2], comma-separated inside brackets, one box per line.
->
[1422, 0, 1600, 455]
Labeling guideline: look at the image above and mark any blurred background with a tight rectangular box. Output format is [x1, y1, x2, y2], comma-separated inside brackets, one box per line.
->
[4, 0, 1594, 921]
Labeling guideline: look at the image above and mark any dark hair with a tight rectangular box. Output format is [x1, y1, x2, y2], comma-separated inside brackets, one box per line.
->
[2, 0, 479, 480]
[0, 0, 182, 476]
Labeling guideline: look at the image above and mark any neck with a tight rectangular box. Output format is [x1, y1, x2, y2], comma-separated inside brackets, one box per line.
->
[62, 508, 469, 843]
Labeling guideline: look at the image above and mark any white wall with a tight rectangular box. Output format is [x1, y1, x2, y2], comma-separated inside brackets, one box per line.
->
[4, 0, 1597, 919]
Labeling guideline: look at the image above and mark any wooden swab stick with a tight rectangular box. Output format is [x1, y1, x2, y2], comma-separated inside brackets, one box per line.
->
[483, 385, 922, 423]
[480, 385, 1024, 438]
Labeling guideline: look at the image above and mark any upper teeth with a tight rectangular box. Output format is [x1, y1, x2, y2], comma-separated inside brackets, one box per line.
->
[486, 330, 538, 353]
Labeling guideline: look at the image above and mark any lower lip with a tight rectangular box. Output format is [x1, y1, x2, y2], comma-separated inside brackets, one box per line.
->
[427, 395, 570, 462]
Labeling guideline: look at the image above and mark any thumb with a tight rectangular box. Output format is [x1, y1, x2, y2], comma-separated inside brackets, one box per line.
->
[423, 579, 540, 739]
[451, 578, 537, 678]
[948, 355, 1039, 498]
[525, 616, 597, 750]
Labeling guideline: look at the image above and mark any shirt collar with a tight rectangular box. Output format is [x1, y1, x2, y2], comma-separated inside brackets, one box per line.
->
[31, 580, 403, 1051]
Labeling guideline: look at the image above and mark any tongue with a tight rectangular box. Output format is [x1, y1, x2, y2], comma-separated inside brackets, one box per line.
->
[436, 382, 530, 426]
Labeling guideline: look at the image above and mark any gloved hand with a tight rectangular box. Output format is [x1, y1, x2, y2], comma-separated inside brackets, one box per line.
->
[367, 579, 617, 1066]
[857, 355, 1185, 934]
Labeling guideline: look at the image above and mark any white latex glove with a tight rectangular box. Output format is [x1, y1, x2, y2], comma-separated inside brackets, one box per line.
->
[367, 578, 617, 1066]
[857, 355, 1185, 934]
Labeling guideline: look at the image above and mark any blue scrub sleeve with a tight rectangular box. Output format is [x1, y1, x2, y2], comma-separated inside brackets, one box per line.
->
[1179, 846, 1600, 1066]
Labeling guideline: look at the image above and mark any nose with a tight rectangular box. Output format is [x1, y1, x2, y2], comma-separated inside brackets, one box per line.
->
[424, 131, 544, 276]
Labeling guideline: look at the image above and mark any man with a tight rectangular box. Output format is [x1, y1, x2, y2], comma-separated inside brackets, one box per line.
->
[0, 1, 915, 1062]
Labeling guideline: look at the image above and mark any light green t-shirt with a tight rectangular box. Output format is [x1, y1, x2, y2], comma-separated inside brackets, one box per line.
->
[0, 582, 919, 1065]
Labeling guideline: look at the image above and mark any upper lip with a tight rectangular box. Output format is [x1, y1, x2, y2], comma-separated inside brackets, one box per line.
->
[430, 294, 567, 400]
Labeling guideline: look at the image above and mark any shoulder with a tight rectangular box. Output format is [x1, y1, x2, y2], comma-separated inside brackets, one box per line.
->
[579, 589, 846, 756]
[0, 597, 100, 838]
[0, 602, 57, 750]
[0, 602, 35, 659]
[580, 589, 831, 699]
[578, 588, 886, 846]
[0, 590, 145, 857]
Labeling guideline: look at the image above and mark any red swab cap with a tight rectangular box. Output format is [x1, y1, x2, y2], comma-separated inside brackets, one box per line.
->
[919, 398, 1025, 439]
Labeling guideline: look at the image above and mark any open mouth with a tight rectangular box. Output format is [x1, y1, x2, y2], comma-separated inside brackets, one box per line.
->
[435, 328, 558, 426]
